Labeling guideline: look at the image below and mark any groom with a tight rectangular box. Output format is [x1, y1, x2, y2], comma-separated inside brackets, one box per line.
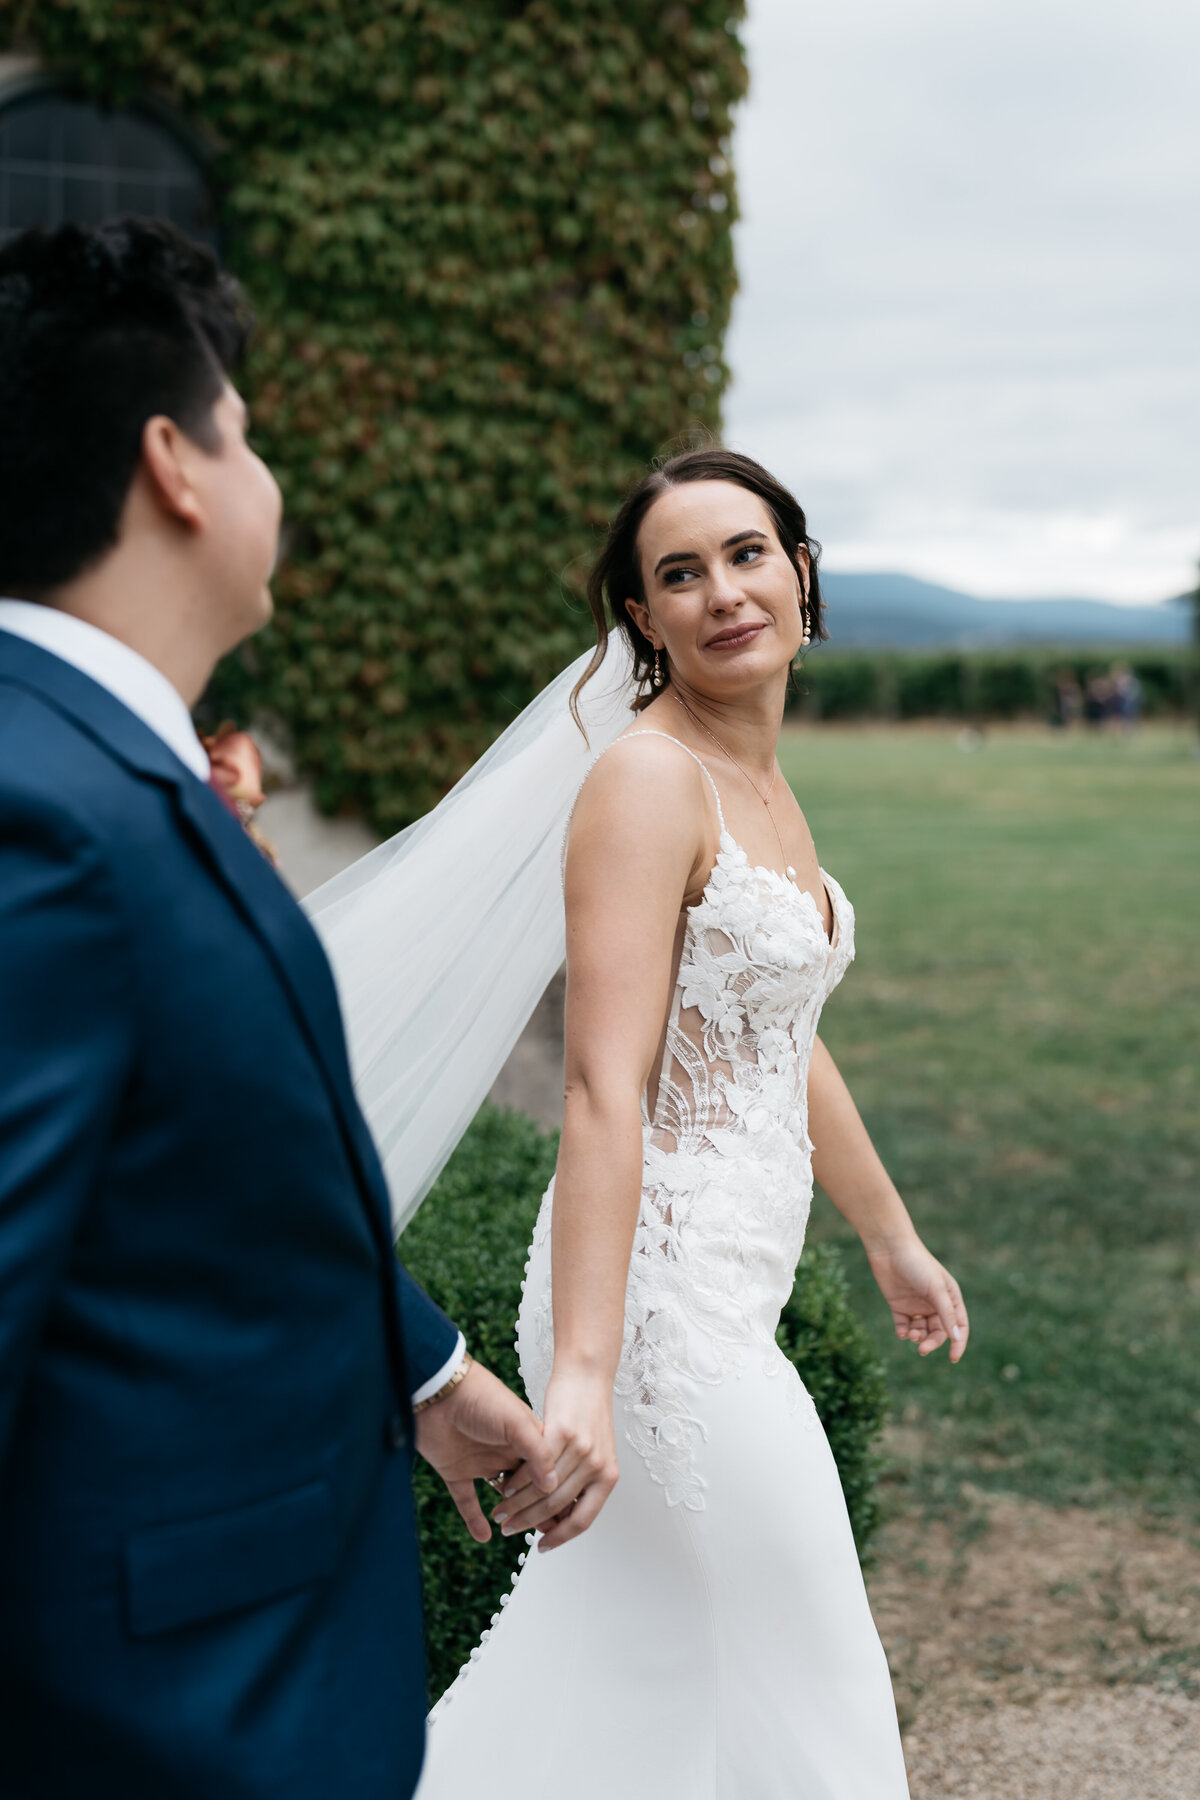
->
[0, 219, 563, 1799]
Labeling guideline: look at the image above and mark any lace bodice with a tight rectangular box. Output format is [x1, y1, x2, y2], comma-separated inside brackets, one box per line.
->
[645, 742, 853, 1163]
[517, 732, 855, 1509]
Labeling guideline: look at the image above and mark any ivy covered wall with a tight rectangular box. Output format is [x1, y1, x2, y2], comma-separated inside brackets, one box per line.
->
[4, 1, 747, 827]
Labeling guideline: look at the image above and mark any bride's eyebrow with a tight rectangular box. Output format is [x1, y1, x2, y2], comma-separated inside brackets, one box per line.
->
[653, 529, 766, 576]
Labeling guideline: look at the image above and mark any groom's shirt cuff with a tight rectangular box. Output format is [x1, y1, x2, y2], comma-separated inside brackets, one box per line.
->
[411, 1332, 466, 1409]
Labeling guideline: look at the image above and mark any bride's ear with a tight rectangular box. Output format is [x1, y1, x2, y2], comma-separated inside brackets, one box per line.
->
[625, 596, 659, 648]
[796, 544, 811, 603]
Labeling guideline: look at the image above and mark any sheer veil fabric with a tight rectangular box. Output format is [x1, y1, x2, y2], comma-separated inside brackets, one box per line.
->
[304, 640, 635, 1234]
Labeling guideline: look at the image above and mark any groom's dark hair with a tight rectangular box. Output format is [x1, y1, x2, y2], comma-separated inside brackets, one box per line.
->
[0, 217, 252, 594]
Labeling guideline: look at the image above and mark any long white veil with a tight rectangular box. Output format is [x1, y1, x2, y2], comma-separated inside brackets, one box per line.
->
[304, 640, 636, 1235]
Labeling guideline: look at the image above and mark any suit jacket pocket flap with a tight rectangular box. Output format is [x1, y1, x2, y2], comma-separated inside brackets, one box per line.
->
[124, 1479, 337, 1638]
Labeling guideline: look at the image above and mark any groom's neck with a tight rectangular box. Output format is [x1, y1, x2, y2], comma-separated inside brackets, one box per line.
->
[26, 492, 228, 710]
[33, 562, 216, 710]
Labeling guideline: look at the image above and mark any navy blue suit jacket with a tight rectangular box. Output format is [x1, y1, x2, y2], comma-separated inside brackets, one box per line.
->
[0, 631, 458, 1799]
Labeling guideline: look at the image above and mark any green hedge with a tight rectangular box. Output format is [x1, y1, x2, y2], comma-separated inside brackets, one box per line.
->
[775, 1241, 889, 1558]
[792, 647, 1193, 722]
[401, 1104, 559, 1703]
[12, 0, 747, 830]
[402, 1104, 889, 1703]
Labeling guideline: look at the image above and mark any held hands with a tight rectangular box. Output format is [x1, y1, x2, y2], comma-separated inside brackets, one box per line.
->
[491, 1365, 620, 1553]
[415, 1358, 562, 1544]
[867, 1235, 969, 1363]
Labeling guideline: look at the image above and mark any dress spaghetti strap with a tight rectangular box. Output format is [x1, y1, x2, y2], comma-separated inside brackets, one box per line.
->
[605, 730, 726, 834]
[561, 729, 727, 879]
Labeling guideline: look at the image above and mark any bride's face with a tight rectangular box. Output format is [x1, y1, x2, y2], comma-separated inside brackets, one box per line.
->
[626, 481, 809, 700]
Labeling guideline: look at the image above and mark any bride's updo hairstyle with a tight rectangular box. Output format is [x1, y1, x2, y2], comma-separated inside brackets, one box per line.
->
[572, 445, 826, 719]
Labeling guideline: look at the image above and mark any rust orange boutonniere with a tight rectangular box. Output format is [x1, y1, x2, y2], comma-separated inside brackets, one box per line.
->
[202, 721, 277, 865]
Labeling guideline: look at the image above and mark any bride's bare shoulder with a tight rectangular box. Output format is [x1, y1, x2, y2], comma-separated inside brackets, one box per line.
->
[573, 726, 710, 828]
[564, 728, 714, 897]
[563, 734, 710, 970]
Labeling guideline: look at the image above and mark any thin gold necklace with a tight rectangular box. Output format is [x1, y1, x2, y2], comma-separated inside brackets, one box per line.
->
[671, 690, 796, 879]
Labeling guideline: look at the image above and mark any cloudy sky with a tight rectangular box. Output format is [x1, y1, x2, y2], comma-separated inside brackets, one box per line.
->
[723, 0, 1200, 602]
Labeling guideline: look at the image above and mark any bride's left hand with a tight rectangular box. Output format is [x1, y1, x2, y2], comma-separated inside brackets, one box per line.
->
[868, 1236, 969, 1363]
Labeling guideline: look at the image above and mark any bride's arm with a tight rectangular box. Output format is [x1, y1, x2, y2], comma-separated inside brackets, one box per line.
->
[494, 739, 709, 1551]
[808, 1035, 969, 1362]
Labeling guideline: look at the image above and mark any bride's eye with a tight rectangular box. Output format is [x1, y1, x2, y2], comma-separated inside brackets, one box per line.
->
[663, 566, 698, 584]
[732, 543, 766, 565]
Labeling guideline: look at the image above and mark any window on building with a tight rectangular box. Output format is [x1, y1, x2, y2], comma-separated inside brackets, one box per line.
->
[0, 86, 216, 249]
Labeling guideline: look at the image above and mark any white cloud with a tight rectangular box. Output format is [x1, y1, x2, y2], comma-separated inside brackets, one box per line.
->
[724, 0, 1200, 600]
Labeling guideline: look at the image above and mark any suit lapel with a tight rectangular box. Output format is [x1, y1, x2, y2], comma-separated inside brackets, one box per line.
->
[171, 779, 386, 1190]
[0, 632, 395, 1246]
[162, 790, 408, 1391]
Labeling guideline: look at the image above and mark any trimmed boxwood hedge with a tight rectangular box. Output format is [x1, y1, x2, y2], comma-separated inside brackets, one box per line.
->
[402, 1103, 889, 1704]
[10, 0, 747, 830]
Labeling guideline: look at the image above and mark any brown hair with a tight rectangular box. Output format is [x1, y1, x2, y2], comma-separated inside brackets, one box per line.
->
[572, 445, 825, 722]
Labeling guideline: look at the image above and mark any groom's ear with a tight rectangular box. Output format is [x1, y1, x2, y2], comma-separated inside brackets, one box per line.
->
[137, 415, 209, 534]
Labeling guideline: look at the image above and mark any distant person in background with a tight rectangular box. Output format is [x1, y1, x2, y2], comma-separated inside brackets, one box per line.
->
[1049, 668, 1082, 730]
[1084, 670, 1114, 728]
[1110, 662, 1142, 731]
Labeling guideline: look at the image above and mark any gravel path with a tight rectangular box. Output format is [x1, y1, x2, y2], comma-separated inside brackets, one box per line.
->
[904, 1687, 1199, 1799]
[865, 1486, 1200, 1797]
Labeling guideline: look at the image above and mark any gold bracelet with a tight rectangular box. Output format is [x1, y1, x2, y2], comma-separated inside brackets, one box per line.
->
[412, 1351, 473, 1415]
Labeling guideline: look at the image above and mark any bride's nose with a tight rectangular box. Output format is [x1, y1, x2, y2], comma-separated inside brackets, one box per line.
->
[708, 573, 744, 612]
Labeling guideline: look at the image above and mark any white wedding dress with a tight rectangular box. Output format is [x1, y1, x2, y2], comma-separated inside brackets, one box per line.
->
[414, 733, 910, 1799]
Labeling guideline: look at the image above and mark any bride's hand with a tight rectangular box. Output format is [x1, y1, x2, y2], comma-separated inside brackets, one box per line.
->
[493, 1365, 620, 1552]
[867, 1235, 969, 1363]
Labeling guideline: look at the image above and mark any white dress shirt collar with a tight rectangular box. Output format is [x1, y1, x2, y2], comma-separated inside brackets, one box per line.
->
[0, 598, 211, 782]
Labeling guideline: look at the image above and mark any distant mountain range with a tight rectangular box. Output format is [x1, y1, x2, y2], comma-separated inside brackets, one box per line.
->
[817, 571, 1192, 650]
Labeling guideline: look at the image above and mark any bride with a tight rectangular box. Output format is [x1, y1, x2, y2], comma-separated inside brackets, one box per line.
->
[410, 446, 968, 1796]
[314, 447, 968, 1798]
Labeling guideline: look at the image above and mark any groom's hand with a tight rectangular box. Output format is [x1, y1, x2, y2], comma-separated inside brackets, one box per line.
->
[415, 1358, 559, 1544]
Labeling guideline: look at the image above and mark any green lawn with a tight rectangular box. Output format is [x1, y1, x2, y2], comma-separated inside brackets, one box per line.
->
[779, 722, 1200, 1519]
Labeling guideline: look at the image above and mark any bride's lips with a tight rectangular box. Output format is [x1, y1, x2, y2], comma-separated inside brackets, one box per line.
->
[704, 621, 768, 651]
